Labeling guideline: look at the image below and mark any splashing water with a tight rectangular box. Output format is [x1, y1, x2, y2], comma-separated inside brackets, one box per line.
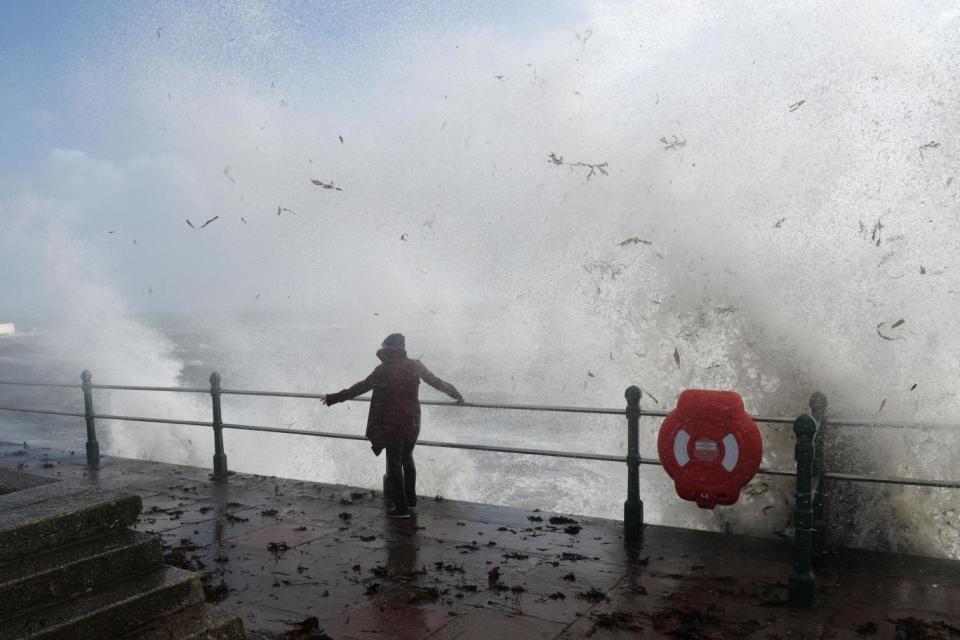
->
[1, 1, 958, 558]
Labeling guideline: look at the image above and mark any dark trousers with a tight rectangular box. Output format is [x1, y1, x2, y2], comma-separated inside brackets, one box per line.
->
[385, 441, 416, 511]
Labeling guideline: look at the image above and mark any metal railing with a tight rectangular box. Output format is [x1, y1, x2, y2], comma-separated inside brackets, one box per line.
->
[1, 371, 958, 611]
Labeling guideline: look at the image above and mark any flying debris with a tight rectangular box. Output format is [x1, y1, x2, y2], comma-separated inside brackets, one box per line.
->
[279, 100, 288, 107]
[860, 219, 885, 246]
[878, 398, 887, 412]
[910, 383, 918, 391]
[132, 239, 137, 245]
[400, 233, 408, 241]
[223, 166, 235, 183]
[919, 140, 940, 159]
[255, 294, 261, 302]
[587, 371, 595, 378]
[148, 287, 153, 294]
[240, 217, 247, 224]
[108, 230, 115, 234]
[673, 348, 680, 367]
[494, 75, 504, 81]
[773, 217, 787, 228]
[574, 28, 593, 49]
[660, 135, 686, 150]
[339, 135, 343, 144]
[920, 265, 926, 274]
[156, 27, 162, 39]
[876, 320, 906, 341]
[618, 237, 653, 246]
[277, 207, 297, 216]
[547, 152, 609, 180]
[310, 179, 342, 191]
[186, 216, 219, 230]
[788, 100, 806, 112]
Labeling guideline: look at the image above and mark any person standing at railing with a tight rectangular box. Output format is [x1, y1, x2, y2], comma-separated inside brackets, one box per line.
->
[322, 333, 464, 519]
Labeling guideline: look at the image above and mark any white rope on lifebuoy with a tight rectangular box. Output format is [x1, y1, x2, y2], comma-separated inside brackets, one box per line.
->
[674, 429, 690, 466]
[671, 429, 740, 472]
[721, 433, 739, 472]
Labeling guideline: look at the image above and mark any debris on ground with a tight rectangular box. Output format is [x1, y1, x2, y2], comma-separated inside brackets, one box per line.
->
[885, 616, 960, 640]
[588, 611, 644, 637]
[576, 587, 609, 603]
[201, 573, 229, 603]
[409, 586, 441, 603]
[487, 566, 501, 590]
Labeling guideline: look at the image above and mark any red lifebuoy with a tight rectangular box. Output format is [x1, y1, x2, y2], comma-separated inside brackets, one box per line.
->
[657, 389, 762, 509]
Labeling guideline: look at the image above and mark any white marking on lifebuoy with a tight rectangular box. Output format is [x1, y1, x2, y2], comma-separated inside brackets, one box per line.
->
[675, 429, 690, 466]
[721, 433, 739, 472]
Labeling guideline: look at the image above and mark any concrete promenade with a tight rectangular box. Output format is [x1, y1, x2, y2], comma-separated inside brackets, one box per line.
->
[2, 441, 958, 640]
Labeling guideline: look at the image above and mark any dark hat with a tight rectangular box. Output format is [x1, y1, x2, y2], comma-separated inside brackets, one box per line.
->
[381, 333, 405, 349]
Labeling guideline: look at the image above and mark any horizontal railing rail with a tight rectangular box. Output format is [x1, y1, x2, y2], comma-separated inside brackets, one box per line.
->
[5, 379, 958, 430]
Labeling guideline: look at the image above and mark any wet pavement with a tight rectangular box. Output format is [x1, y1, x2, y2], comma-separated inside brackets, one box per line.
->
[2, 441, 959, 639]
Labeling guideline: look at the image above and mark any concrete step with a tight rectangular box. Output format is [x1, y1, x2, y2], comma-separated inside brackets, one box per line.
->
[0, 529, 163, 619]
[0, 481, 141, 562]
[122, 604, 246, 640]
[0, 565, 203, 640]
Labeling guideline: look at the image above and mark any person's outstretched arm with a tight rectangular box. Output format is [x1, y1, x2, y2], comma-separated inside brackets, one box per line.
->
[420, 363, 464, 404]
[323, 368, 379, 406]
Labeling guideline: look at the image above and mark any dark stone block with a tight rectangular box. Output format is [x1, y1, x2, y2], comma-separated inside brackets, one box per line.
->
[0, 529, 163, 618]
[0, 482, 142, 561]
[0, 565, 203, 640]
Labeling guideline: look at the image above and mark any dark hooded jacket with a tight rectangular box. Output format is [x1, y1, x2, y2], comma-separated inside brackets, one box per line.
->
[324, 346, 463, 455]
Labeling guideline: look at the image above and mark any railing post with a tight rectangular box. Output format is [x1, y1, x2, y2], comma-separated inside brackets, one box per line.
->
[81, 370, 99, 468]
[624, 385, 643, 541]
[210, 372, 228, 479]
[810, 392, 828, 552]
[788, 413, 817, 609]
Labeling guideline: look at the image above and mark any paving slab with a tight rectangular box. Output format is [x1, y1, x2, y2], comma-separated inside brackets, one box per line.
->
[3, 442, 960, 640]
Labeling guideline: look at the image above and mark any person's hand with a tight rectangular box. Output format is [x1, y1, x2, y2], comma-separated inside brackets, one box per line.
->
[322, 395, 333, 406]
[454, 396, 465, 405]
